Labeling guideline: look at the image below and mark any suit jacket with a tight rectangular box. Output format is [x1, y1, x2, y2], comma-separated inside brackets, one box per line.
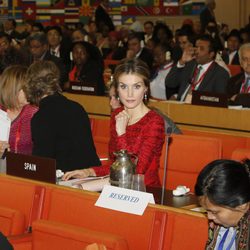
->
[31, 93, 101, 172]
[227, 72, 250, 107]
[222, 51, 240, 65]
[137, 48, 154, 71]
[165, 60, 230, 100]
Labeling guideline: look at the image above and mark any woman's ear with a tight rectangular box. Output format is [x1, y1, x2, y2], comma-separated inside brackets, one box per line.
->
[236, 202, 249, 213]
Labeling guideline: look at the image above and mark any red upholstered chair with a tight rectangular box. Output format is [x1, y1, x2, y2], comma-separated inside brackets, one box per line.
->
[227, 64, 242, 76]
[163, 210, 208, 250]
[0, 175, 45, 236]
[159, 134, 222, 192]
[231, 148, 250, 161]
[15, 220, 128, 250]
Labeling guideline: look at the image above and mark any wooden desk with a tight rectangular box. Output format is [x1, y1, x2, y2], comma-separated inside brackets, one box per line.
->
[147, 187, 199, 208]
[64, 93, 250, 136]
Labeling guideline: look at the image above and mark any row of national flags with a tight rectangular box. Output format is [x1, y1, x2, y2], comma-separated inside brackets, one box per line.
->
[0, 0, 205, 26]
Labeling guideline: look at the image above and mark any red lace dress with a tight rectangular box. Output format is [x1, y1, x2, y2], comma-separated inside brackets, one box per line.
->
[9, 105, 38, 155]
[93, 107, 165, 187]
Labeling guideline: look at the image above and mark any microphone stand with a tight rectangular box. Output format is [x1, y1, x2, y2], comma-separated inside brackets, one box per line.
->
[161, 127, 172, 205]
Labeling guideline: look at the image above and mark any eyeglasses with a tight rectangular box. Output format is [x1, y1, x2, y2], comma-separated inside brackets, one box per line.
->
[241, 57, 250, 63]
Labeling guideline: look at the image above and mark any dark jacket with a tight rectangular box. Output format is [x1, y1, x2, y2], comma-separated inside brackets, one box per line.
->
[95, 4, 115, 32]
[165, 60, 230, 100]
[227, 72, 250, 107]
[31, 93, 101, 172]
[221, 50, 240, 65]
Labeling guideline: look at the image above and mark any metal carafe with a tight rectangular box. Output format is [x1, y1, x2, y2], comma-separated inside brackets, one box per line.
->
[110, 149, 137, 188]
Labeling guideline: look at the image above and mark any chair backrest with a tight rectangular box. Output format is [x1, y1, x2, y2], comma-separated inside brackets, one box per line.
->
[159, 134, 222, 192]
[163, 209, 208, 250]
[42, 188, 167, 250]
[231, 148, 250, 161]
[104, 59, 120, 69]
[227, 64, 242, 76]
[183, 129, 248, 158]
[0, 175, 45, 235]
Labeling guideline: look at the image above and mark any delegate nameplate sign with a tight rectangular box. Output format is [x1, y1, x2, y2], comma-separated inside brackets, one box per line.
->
[95, 185, 155, 215]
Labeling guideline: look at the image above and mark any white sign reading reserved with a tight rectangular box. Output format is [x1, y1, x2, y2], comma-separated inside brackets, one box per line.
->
[95, 185, 155, 215]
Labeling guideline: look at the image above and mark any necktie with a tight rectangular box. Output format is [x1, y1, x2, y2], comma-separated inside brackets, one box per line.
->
[192, 65, 203, 90]
[180, 65, 203, 102]
[241, 77, 250, 93]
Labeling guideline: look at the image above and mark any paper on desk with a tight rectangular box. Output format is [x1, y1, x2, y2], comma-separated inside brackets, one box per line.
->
[58, 175, 110, 192]
[0, 110, 11, 141]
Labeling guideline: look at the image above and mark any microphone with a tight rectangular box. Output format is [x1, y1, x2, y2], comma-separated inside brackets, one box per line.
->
[161, 126, 172, 205]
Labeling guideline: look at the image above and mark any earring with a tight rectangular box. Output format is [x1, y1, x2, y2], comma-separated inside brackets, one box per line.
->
[144, 93, 147, 100]
[117, 96, 120, 101]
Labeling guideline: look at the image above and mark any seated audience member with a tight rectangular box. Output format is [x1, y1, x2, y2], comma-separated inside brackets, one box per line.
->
[204, 21, 224, 51]
[0, 65, 38, 156]
[172, 29, 195, 63]
[143, 21, 154, 45]
[31, 22, 44, 33]
[150, 42, 175, 100]
[152, 23, 174, 46]
[227, 43, 250, 107]
[126, 32, 154, 70]
[221, 29, 242, 65]
[165, 34, 230, 102]
[63, 58, 165, 187]
[102, 31, 126, 60]
[68, 41, 105, 95]
[27, 32, 68, 89]
[3, 18, 20, 41]
[0, 32, 27, 73]
[195, 159, 250, 250]
[240, 28, 250, 44]
[46, 26, 71, 74]
[71, 28, 88, 43]
[109, 81, 181, 134]
[23, 60, 101, 173]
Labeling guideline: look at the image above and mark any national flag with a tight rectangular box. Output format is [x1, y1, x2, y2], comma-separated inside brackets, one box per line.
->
[36, 0, 50, 7]
[163, 0, 178, 6]
[181, 3, 192, 15]
[65, 0, 81, 7]
[79, 5, 93, 17]
[51, 15, 64, 25]
[164, 6, 179, 15]
[23, 4, 36, 20]
[122, 15, 135, 25]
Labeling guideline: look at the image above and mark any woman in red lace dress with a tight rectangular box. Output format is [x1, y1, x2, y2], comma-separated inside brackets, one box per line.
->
[0, 65, 38, 157]
[63, 58, 165, 186]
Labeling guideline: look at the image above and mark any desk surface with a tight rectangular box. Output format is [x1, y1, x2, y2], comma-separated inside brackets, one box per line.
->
[147, 187, 199, 208]
[64, 93, 250, 136]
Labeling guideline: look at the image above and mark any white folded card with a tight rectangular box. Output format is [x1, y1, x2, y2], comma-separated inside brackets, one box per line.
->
[95, 185, 155, 215]
[0, 110, 11, 141]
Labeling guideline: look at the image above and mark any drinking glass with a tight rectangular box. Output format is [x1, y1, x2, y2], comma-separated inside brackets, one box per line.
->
[131, 174, 146, 192]
[118, 174, 132, 189]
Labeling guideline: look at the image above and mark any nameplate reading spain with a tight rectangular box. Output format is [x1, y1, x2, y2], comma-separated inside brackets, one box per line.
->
[95, 185, 155, 215]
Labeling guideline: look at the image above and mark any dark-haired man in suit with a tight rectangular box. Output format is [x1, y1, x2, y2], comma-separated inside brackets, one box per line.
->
[27, 32, 68, 89]
[126, 32, 154, 71]
[165, 34, 230, 102]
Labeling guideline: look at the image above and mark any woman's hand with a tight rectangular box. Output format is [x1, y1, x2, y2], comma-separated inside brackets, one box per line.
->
[115, 110, 130, 136]
[62, 168, 96, 181]
[0, 141, 10, 153]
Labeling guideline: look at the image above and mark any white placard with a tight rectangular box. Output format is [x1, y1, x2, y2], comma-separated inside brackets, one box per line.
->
[0, 110, 11, 141]
[95, 185, 155, 215]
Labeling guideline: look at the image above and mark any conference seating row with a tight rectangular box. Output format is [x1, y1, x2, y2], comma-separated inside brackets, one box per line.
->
[0, 174, 208, 250]
[90, 117, 250, 192]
